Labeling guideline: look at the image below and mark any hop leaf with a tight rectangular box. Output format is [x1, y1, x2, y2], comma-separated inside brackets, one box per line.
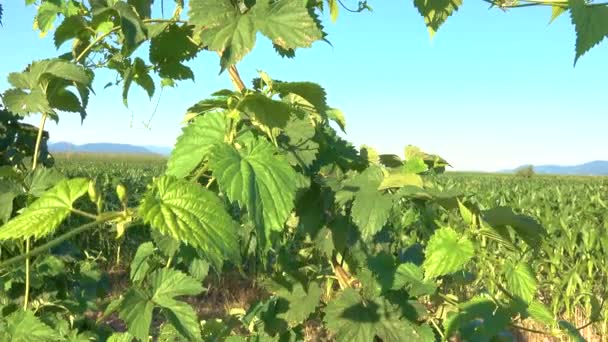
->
[115, 269, 204, 341]
[139, 176, 240, 269]
[324, 288, 434, 341]
[414, 0, 463, 38]
[166, 111, 229, 178]
[569, 0, 608, 64]
[0, 178, 89, 240]
[423, 227, 474, 279]
[208, 138, 299, 247]
[504, 260, 537, 303]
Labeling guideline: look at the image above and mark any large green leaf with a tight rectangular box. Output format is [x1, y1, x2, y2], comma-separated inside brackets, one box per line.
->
[272, 81, 327, 114]
[166, 111, 229, 178]
[149, 23, 199, 80]
[504, 260, 537, 303]
[253, 0, 324, 50]
[138, 176, 240, 268]
[392, 263, 437, 296]
[189, 0, 256, 69]
[118, 288, 154, 341]
[569, 0, 608, 63]
[130, 242, 155, 284]
[423, 227, 474, 279]
[482, 207, 546, 249]
[0, 179, 23, 224]
[414, 0, 463, 38]
[3, 59, 91, 116]
[265, 278, 322, 326]
[279, 113, 319, 168]
[208, 138, 298, 246]
[113, 1, 148, 52]
[0, 178, 88, 240]
[444, 297, 513, 340]
[237, 93, 292, 129]
[347, 166, 394, 240]
[324, 288, 433, 341]
[25, 167, 65, 197]
[117, 269, 204, 342]
[1, 310, 59, 342]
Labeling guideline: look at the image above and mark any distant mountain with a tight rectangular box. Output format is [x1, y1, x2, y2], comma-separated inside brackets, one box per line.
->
[505, 161, 608, 176]
[49, 142, 172, 156]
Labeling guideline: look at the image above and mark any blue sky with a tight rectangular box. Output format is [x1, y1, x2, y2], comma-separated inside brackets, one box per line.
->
[1, 1, 607, 171]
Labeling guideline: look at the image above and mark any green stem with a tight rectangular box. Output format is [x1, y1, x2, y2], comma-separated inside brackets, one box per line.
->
[71, 208, 98, 220]
[0, 214, 121, 270]
[23, 112, 49, 310]
[165, 256, 173, 269]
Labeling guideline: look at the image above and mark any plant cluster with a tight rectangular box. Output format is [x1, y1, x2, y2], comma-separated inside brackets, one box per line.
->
[1, 0, 608, 341]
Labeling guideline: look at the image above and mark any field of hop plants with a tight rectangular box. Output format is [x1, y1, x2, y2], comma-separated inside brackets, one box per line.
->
[1, 0, 608, 341]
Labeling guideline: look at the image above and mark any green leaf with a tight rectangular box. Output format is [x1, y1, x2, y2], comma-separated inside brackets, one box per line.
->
[444, 297, 513, 340]
[414, 0, 463, 38]
[569, 0, 608, 64]
[267, 280, 322, 326]
[272, 81, 327, 114]
[482, 207, 546, 249]
[119, 288, 155, 341]
[35, 1, 61, 35]
[504, 260, 537, 303]
[2, 310, 59, 342]
[113, 1, 148, 52]
[149, 24, 199, 80]
[107, 333, 135, 342]
[54, 16, 88, 48]
[151, 269, 203, 340]
[328, 0, 339, 22]
[403, 157, 428, 174]
[188, 258, 210, 281]
[133, 57, 155, 99]
[150, 267, 204, 297]
[423, 227, 474, 279]
[159, 298, 202, 341]
[0, 178, 88, 240]
[2, 88, 52, 116]
[347, 166, 394, 240]
[327, 107, 346, 133]
[152, 229, 181, 258]
[130, 242, 155, 283]
[189, 0, 256, 69]
[550, 5, 566, 24]
[324, 288, 431, 341]
[238, 93, 292, 129]
[139, 176, 240, 269]
[0, 179, 24, 223]
[378, 172, 423, 190]
[393, 263, 437, 296]
[209, 138, 299, 246]
[279, 113, 319, 168]
[253, 0, 324, 50]
[118, 269, 204, 341]
[167, 111, 229, 178]
[128, 0, 153, 18]
[527, 301, 554, 326]
[558, 320, 586, 342]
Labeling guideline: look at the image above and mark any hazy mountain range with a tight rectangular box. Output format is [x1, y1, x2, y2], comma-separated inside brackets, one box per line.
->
[49, 142, 608, 175]
[505, 161, 608, 176]
[49, 142, 172, 156]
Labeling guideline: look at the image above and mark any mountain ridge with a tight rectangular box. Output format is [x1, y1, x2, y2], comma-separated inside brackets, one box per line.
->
[49, 142, 173, 156]
[505, 160, 608, 176]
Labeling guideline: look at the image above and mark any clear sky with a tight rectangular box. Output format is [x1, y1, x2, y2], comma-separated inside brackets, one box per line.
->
[1, 1, 607, 171]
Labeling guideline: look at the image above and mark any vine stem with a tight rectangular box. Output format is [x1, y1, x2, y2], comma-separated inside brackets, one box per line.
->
[0, 214, 122, 270]
[23, 112, 49, 310]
